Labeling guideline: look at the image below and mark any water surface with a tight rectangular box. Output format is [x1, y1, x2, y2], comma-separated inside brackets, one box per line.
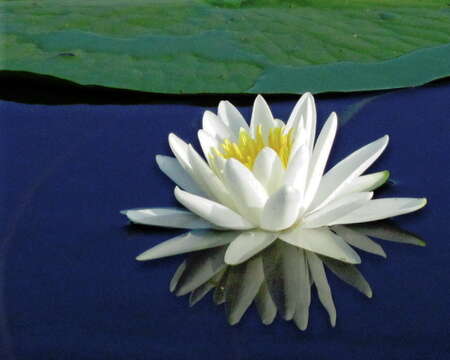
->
[0, 83, 449, 359]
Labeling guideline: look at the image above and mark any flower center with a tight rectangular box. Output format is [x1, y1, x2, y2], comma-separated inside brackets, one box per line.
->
[211, 125, 294, 169]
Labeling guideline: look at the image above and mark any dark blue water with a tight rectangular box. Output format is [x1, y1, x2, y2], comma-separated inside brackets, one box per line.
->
[0, 83, 449, 359]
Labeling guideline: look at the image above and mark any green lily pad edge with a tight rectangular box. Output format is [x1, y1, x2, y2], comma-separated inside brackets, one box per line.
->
[1, 0, 450, 94]
[250, 43, 450, 94]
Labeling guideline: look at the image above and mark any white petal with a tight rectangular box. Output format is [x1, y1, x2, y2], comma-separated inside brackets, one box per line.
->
[225, 230, 277, 265]
[306, 252, 336, 327]
[285, 92, 309, 134]
[136, 230, 237, 261]
[168, 134, 212, 195]
[174, 187, 254, 230]
[250, 95, 276, 139]
[261, 186, 303, 232]
[332, 225, 386, 258]
[309, 135, 389, 211]
[187, 145, 236, 210]
[288, 118, 307, 163]
[252, 147, 284, 194]
[332, 197, 427, 225]
[223, 159, 268, 223]
[338, 170, 390, 198]
[168, 133, 191, 170]
[122, 208, 213, 229]
[155, 155, 204, 196]
[304, 112, 338, 208]
[303, 94, 317, 153]
[198, 129, 220, 160]
[211, 153, 226, 176]
[287, 93, 316, 152]
[303, 192, 373, 228]
[284, 145, 310, 195]
[202, 110, 231, 141]
[218, 100, 249, 138]
[280, 226, 361, 264]
[274, 118, 285, 127]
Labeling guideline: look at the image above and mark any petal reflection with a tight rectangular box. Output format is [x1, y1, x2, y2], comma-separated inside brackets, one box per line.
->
[168, 221, 424, 330]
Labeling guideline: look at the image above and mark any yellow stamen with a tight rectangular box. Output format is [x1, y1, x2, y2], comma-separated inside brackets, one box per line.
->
[212, 125, 295, 169]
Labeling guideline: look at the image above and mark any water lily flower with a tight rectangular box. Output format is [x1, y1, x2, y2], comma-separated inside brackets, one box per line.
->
[122, 93, 426, 268]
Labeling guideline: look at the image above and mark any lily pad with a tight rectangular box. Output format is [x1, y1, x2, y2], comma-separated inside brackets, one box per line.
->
[1, 0, 450, 94]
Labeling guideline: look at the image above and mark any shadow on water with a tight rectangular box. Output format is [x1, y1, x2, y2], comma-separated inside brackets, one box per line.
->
[1, 70, 450, 106]
[0, 71, 289, 107]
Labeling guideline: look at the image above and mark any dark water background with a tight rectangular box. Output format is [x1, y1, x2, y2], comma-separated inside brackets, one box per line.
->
[0, 77, 449, 359]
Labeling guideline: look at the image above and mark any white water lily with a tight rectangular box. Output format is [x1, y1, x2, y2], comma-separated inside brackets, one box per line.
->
[122, 93, 426, 268]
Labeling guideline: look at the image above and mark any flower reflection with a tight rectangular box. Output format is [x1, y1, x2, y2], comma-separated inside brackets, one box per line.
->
[169, 221, 424, 329]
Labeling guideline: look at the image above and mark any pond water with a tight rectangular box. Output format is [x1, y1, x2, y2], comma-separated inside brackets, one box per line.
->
[0, 82, 449, 359]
